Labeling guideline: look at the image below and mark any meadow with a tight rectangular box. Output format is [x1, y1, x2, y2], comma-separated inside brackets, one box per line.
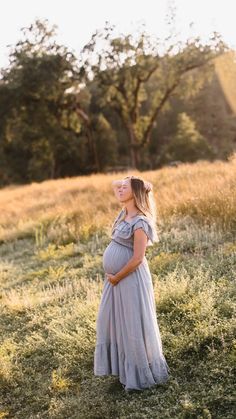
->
[0, 156, 235, 418]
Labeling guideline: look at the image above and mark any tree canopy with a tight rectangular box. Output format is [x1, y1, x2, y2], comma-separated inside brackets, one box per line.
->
[0, 17, 235, 186]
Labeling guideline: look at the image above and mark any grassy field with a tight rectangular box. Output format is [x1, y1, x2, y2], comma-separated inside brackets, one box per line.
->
[0, 157, 235, 418]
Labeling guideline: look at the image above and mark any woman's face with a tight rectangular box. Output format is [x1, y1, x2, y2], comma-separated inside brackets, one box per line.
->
[116, 178, 133, 202]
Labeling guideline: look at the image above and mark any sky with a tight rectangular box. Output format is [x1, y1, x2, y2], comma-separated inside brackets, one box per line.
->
[0, 0, 235, 69]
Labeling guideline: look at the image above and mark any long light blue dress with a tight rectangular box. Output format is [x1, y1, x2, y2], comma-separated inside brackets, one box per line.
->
[94, 208, 170, 391]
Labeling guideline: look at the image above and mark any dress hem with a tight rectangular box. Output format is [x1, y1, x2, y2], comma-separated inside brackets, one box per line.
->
[94, 341, 170, 391]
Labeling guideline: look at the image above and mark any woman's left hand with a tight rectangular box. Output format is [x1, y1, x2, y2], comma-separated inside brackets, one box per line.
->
[105, 273, 120, 286]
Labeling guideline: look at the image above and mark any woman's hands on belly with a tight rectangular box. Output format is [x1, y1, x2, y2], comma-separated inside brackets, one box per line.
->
[105, 273, 120, 286]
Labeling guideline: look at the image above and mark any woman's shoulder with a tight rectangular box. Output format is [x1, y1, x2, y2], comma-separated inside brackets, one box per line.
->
[132, 215, 152, 229]
[119, 212, 150, 227]
[133, 213, 151, 224]
[112, 209, 153, 230]
[132, 215, 160, 244]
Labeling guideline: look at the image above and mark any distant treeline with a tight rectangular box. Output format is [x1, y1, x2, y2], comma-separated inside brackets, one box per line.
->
[0, 19, 236, 185]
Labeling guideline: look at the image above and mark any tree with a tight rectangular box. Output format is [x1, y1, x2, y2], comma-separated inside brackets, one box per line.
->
[80, 22, 226, 168]
[0, 19, 91, 183]
[162, 112, 214, 163]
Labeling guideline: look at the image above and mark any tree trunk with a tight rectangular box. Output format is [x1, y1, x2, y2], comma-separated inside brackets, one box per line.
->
[127, 123, 140, 168]
[88, 126, 100, 172]
[75, 107, 101, 172]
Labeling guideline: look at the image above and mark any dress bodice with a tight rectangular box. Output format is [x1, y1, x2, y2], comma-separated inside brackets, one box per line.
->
[110, 208, 159, 249]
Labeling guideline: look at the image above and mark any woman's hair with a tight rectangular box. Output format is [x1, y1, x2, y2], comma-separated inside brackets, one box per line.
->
[119, 175, 159, 242]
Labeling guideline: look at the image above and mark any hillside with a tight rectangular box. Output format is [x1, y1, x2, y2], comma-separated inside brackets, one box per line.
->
[0, 158, 235, 418]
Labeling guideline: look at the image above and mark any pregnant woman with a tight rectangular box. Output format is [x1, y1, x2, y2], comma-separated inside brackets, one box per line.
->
[94, 175, 170, 392]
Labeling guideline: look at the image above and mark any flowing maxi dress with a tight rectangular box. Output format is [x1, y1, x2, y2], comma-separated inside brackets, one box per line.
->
[94, 208, 170, 391]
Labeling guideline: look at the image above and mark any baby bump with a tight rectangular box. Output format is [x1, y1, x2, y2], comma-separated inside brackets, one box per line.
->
[103, 240, 133, 274]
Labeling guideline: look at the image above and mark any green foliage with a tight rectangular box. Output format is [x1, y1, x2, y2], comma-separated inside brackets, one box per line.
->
[1, 18, 235, 183]
[0, 19, 118, 184]
[91, 113, 118, 170]
[80, 23, 226, 167]
[163, 112, 214, 163]
[0, 19, 80, 183]
[150, 251, 184, 277]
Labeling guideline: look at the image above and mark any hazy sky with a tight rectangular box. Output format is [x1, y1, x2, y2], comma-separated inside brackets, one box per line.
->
[0, 0, 235, 68]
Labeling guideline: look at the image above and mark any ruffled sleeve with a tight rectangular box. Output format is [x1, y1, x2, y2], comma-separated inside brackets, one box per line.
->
[132, 217, 159, 246]
[111, 213, 159, 248]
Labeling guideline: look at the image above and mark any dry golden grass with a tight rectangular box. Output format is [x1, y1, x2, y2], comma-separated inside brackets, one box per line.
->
[0, 156, 236, 243]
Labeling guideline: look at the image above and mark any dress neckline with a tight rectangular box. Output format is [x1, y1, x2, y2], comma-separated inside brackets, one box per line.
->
[123, 218, 137, 224]
[123, 212, 144, 224]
